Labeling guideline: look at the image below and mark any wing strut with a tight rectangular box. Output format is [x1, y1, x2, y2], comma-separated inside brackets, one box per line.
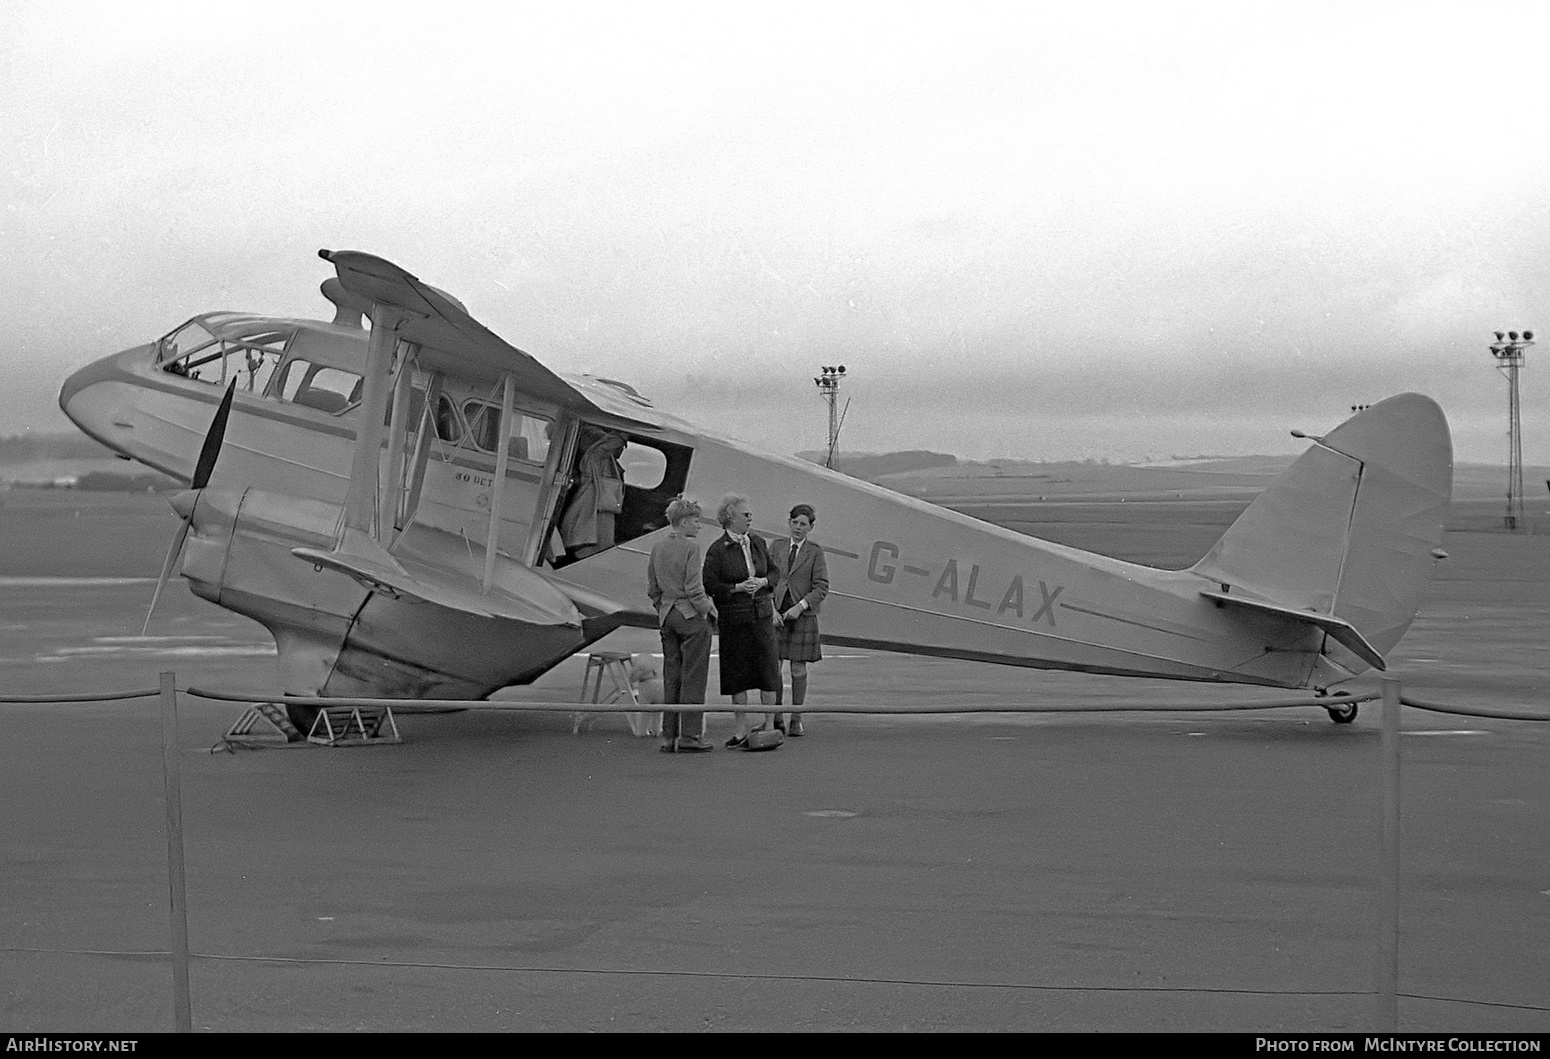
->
[325, 301, 412, 576]
[481, 373, 516, 592]
[396, 371, 441, 534]
[341, 303, 398, 543]
[381, 345, 415, 546]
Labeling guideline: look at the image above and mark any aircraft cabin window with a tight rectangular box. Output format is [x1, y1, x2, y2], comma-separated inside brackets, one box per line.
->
[515, 414, 552, 464]
[461, 400, 551, 463]
[620, 444, 667, 489]
[399, 389, 465, 445]
[402, 387, 425, 429]
[464, 401, 501, 453]
[434, 394, 462, 443]
[276, 358, 363, 415]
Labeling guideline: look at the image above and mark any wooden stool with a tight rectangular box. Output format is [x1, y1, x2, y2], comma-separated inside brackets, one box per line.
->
[574, 652, 660, 737]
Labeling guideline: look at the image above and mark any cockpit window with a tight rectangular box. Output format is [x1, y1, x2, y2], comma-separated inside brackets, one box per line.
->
[276, 358, 362, 415]
[159, 320, 293, 394]
[235, 330, 288, 394]
[157, 321, 217, 365]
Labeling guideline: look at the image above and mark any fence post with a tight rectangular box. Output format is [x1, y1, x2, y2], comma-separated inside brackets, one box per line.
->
[159, 671, 192, 1033]
[1376, 674, 1401, 1031]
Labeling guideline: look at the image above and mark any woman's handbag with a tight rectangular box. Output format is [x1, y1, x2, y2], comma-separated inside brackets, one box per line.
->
[742, 727, 784, 752]
[596, 476, 625, 514]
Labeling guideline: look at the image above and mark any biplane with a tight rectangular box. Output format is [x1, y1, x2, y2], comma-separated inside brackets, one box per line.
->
[58, 250, 1453, 733]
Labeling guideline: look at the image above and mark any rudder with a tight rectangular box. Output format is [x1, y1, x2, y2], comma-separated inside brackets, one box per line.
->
[1190, 394, 1452, 676]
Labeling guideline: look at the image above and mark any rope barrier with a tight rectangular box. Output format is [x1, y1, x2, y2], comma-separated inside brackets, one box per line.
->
[1401, 695, 1550, 722]
[9, 684, 1543, 721]
[183, 685, 1380, 714]
[0, 688, 161, 703]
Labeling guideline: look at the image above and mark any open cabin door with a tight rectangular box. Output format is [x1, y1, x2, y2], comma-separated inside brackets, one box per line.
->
[542, 419, 694, 569]
[525, 413, 581, 566]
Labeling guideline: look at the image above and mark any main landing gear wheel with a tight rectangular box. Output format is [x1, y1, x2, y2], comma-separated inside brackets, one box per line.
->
[1325, 700, 1359, 725]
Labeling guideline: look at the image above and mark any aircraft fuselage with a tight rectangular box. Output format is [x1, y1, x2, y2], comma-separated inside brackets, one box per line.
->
[58, 259, 1449, 701]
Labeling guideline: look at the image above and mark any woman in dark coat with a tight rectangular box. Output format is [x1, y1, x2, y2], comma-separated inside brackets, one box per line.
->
[702, 493, 781, 748]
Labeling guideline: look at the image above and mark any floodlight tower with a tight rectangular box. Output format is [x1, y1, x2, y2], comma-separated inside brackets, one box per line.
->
[1488, 329, 1534, 531]
[813, 365, 848, 470]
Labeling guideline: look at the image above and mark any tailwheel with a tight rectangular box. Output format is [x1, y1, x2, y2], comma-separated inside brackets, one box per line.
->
[1325, 698, 1359, 725]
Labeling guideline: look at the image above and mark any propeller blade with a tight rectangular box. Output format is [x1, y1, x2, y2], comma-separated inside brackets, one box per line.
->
[143, 383, 233, 633]
[191, 381, 237, 490]
[141, 517, 192, 636]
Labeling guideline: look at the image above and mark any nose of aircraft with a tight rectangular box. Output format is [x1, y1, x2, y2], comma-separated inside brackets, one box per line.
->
[58, 349, 137, 447]
[57, 344, 178, 477]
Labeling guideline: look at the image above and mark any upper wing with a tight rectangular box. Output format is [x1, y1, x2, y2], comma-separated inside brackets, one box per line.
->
[318, 249, 656, 427]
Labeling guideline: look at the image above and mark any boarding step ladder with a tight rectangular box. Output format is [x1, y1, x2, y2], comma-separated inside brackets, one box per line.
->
[217, 702, 303, 750]
[573, 651, 659, 738]
[306, 705, 401, 747]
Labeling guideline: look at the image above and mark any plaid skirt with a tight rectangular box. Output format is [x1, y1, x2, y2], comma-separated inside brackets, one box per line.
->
[777, 612, 823, 662]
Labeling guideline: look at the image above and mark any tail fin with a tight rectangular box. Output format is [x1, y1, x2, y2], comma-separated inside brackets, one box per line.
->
[1190, 394, 1452, 678]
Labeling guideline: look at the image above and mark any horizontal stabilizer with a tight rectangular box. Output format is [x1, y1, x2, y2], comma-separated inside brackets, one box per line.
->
[292, 545, 580, 628]
[1201, 589, 1386, 671]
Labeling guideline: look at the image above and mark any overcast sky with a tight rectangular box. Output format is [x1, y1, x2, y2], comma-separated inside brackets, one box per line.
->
[4, 0, 1547, 464]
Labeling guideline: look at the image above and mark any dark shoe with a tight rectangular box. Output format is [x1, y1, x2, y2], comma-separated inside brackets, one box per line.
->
[773, 715, 787, 733]
[788, 715, 805, 737]
[659, 740, 677, 753]
[677, 738, 713, 753]
[725, 733, 748, 749]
